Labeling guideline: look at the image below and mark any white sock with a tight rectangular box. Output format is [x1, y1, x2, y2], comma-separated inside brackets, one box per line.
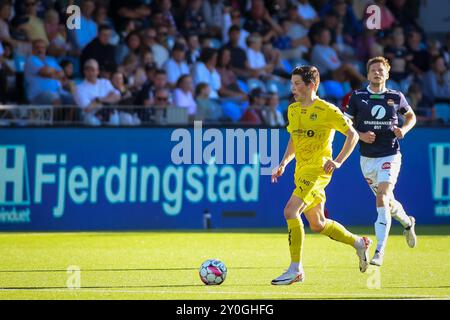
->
[375, 207, 392, 252]
[288, 262, 302, 273]
[390, 199, 412, 228]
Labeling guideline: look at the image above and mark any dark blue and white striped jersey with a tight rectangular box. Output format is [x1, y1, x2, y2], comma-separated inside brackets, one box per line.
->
[345, 86, 411, 158]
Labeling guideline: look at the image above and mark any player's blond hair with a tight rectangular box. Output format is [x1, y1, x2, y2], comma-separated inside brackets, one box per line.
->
[366, 56, 391, 72]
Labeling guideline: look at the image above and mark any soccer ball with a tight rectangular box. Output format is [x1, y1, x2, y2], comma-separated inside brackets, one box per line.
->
[199, 259, 227, 285]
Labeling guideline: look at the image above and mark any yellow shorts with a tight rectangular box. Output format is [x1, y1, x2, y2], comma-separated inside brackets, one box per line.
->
[292, 166, 332, 212]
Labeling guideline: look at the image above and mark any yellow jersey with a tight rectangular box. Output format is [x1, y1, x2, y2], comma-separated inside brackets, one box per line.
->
[287, 97, 351, 171]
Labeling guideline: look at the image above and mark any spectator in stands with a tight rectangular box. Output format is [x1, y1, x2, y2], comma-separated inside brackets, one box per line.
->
[216, 47, 248, 100]
[274, 15, 310, 62]
[135, 68, 170, 106]
[118, 53, 147, 91]
[384, 26, 413, 85]
[81, 24, 117, 78]
[186, 33, 201, 65]
[195, 82, 223, 122]
[93, 3, 119, 45]
[150, 87, 171, 124]
[182, 0, 207, 37]
[74, 59, 121, 125]
[24, 39, 69, 105]
[223, 25, 254, 79]
[328, 0, 363, 39]
[202, 0, 225, 38]
[151, 0, 178, 35]
[243, 0, 282, 43]
[246, 33, 275, 79]
[59, 59, 76, 96]
[240, 87, 265, 125]
[70, 0, 97, 52]
[173, 74, 197, 119]
[387, 0, 421, 31]
[442, 32, 450, 66]
[109, 0, 151, 33]
[309, 10, 338, 46]
[311, 27, 365, 83]
[222, 8, 249, 49]
[292, 0, 320, 29]
[0, 41, 15, 103]
[0, 41, 6, 103]
[364, 0, 395, 30]
[262, 91, 285, 126]
[422, 56, 450, 103]
[0, 2, 13, 45]
[115, 30, 142, 65]
[17, 0, 48, 44]
[192, 47, 221, 99]
[406, 82, 435, 124]
[142, 27, 169, 69]
[164, 42, 190, 88]
[44, 9, 69, 57]
[406, 28, 430, 77]
[111, 71, 135, 105]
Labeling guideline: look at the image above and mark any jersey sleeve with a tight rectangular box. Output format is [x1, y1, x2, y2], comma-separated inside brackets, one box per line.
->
[326, 104, 352, 134]
[286, 104, 294, 134]
[398, 92, 412, 115]
[344, 92, 357, 119]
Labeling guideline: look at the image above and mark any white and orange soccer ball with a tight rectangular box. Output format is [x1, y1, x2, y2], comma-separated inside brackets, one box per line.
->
[199, 259, 227, 285]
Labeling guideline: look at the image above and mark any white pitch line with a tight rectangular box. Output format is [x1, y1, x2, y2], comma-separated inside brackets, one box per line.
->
[0, 288, 447, 299]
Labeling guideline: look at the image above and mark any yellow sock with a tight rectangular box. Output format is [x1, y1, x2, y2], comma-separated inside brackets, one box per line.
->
[320, 219, 358, 247]
[287, 217, 304, 263]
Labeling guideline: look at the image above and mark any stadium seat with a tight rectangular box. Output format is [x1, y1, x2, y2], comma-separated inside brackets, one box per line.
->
[210, 38, 223, 49]
[237, 79, 249, 94]
[322, 80, 345, 99]
[14, 55, 26, 73]
[434, 103, 450, 123]
[280, 59, 293, 73]
[220, 100, 244, 122]
[247, 78, 266, 91]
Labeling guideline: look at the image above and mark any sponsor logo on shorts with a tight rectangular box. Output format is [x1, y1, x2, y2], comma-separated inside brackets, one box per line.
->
[382, 162, 391, 170]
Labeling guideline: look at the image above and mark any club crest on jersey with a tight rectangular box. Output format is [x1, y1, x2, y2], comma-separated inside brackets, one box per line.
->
[307, 130, 315, 137]
[371, 105, 386, 120]
[310, 113, 318, 121]
[382, 162, 391, 170]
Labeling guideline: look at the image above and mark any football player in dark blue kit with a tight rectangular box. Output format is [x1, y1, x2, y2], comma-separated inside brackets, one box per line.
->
[344, 57, 417, 266]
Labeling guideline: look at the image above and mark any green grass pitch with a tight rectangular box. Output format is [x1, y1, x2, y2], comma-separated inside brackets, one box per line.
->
[0, 226, 449, 300]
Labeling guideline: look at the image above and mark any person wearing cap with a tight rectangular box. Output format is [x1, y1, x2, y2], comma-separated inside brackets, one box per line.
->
[74, 59, 121, 125]
[164, 42, 190, 88]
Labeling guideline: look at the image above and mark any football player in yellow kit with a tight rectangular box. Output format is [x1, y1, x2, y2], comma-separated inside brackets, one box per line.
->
[271, 65, 372, 285]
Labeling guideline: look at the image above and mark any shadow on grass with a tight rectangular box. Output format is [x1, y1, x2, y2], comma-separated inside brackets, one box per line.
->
[1, 226, 449, 235]
[0, 267, 281, 273]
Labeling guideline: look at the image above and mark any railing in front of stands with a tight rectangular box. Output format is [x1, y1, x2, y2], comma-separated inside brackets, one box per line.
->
[0, 104, 189, 126]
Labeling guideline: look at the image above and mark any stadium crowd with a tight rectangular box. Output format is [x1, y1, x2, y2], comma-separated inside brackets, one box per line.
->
[0, 0, 449, 125]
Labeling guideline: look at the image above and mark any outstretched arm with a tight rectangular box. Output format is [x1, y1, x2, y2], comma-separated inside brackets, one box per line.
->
[272, 137, 295, 183]
[323, 127, 358, 174]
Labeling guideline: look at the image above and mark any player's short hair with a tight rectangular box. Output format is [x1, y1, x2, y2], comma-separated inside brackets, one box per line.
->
[367, 56, 391, 72]
[291, 65, 320, 92]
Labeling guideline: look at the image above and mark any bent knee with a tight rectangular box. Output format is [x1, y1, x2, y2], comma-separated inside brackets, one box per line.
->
[309, 221, 325, 233]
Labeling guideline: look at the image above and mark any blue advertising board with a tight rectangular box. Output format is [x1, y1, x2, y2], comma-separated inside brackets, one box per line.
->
[0, 126, 449, 231]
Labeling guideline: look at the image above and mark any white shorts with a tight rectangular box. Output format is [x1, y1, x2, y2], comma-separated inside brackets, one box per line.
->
[360, 153, 402, 195]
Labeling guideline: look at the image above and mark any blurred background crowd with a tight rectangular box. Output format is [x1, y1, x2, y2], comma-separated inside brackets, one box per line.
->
[0, 0, 449, 126]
